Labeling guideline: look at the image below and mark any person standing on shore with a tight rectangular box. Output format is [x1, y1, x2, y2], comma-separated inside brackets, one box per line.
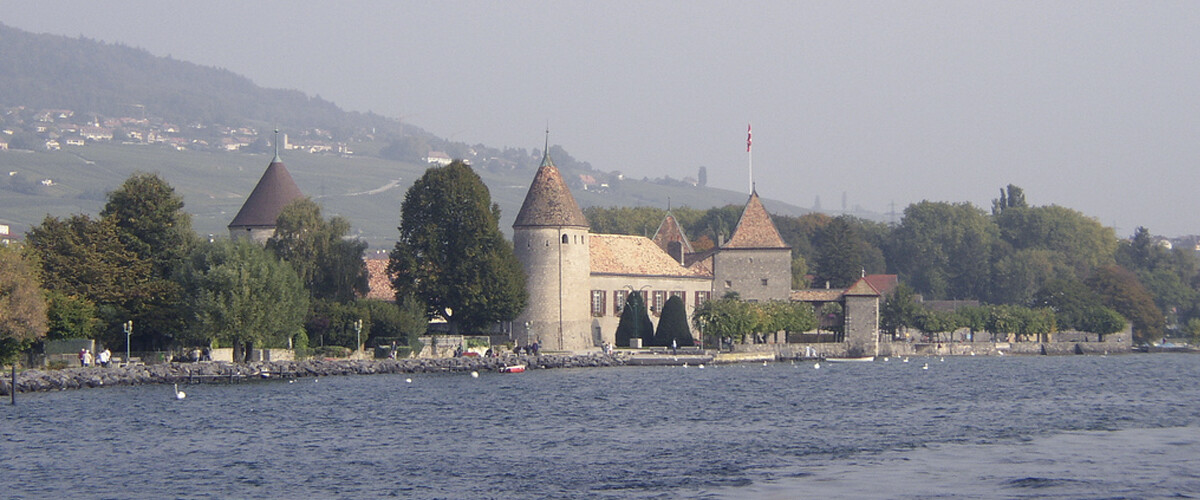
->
[79, 349, 87, 367]
[98, 349, 111, 368]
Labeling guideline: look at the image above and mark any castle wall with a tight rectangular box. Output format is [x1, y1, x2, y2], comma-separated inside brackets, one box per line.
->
[588, 274, 712, 346]
[229, 226, 275, 244]
[513, 226, 592, 351]
[712, 247, 791, 301]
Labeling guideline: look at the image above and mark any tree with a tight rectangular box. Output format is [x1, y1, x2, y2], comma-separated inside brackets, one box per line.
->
[0, 245, 48, 363]
[26, 214, 158, 349]
[913, 308, 959, 343]
[991, 184, 1028, 215]
[100, 172, 195, 276]
[881, 283, 920, 337]
[653, 295, 693, 347]
[616, 291, 653, 347]
[305, 299, 367, 349]
[1087, 265, 1164, 343]
[389, 161, 527, 333]
[1033, 278, 1124, 338]
[266, 198, 368, 302]
[692, 296, 755, 344]
[994, 204, 1117, 277]
[44, 290, 99, 340]
[887, 201, 997, 300]
[178, 239, 308, 361]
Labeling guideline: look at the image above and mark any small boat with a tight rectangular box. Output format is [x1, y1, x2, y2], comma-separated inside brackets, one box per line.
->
[499, 364, 526, 374]
[824, 356, 876, 363]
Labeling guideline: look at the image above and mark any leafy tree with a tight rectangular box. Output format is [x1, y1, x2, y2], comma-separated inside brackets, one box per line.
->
[0, 245, 48, 363]
[100, 172, 196, 276]
[1186, 318, 1200, 345]
[991, 184, 1027, 215]
[44, 290, 99, 340]
[266, 198, 368, 302]
[881, 283, 920, 337]
[1087, 265, 1164, 343]
[770, 300, 818, 334]
[616, 291, 653, 347]
[389, 161, 527, 333]
[913, 308, 959, 343]
[652, 295, 693, 347]
[361, 298, 426, 347]
[1080, 306, 1126, 340]
[888, 201, 997, 300]
[994, 204, 1117, 277]
[692, 296, 755, 344]
[26, 214, 164, 349]
[989, 248, 1072, 305]
[178, 239, 308, 361]
[813, 216, 870, 287]
[956, 305, 990, 342]
[305, 299, 368, 349]
[1034, 278, 1106, 331]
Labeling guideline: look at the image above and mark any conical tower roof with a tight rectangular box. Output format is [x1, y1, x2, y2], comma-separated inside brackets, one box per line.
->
[228, 155, 304, 229]
[513, 150, 589, 228]
[723, 190, 788, 249]
[652, 211, 694, 254]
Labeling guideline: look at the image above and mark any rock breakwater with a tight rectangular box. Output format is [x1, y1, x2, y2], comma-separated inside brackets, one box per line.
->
[0, 353, 627, 395]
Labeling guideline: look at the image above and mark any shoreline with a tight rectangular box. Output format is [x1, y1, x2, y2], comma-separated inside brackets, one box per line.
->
[0, 353, 626, 395]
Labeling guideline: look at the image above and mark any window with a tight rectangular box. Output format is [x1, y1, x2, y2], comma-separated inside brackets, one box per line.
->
[591, 290, 606, 317]
[652, 290, 666, 316]
[613, 290, 629, 316]
[670, 290, 685, 302]
[695, 291, 711, 307]
[562, 234, 569, 244]
[761, 278, 769, 286]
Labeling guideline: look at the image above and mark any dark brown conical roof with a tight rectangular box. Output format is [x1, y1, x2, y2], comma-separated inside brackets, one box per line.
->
[228, 155, 304, 229]
[513, 151, 589, 228]
[723, 191, 788, 249]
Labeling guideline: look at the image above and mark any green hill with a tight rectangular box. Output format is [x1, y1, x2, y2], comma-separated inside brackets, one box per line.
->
[0, 23, 813, 248]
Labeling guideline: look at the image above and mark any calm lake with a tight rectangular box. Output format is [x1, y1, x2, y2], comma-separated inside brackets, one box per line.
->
[4, 354, 1199, 499]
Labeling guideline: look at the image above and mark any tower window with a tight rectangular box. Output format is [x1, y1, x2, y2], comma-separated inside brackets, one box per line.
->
[762, 278, 769, 286]
[562, 234, 569, 244]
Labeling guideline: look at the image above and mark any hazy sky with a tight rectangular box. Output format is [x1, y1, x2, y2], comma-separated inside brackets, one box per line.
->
[7, 1, 1200, 236]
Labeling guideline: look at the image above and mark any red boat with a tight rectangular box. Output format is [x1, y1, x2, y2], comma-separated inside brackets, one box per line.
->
[499, 364, 526, 374]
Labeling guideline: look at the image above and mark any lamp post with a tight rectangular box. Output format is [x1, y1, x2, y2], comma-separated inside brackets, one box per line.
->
[123, 320, 133, 367]
[354, 319, 363, 357]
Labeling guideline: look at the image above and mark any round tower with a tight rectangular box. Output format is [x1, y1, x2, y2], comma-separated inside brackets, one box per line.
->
[512, 147, 592, 352]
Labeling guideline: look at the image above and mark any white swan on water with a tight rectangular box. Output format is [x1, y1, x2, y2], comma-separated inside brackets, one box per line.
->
[173, 384, 186, 400]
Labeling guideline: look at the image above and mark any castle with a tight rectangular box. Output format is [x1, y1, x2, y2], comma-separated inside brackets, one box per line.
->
[228, 141, 882, 354]
[511, 148, 881, 352]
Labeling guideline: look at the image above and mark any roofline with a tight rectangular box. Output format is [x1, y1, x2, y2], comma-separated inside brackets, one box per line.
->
[590, 272, 713, 280]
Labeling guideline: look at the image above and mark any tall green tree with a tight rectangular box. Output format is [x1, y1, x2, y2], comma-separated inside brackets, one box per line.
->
[616, 291, 653, 347]
[0, 245, 48, 363]
[652, 295, 693, 347]
[389, 161, 527, 333]
[44, 290, 99, 340]
[266, 198, 368, 303]
[1087, 265, 1163, 343]
[100, 172, 196, 276]
[692, 296, 756, 344]
[178, 239, 308, 361]
[888, 201, 997, 300]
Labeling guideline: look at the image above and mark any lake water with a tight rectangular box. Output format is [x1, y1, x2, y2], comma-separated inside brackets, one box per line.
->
[3, 354, 1200, 499]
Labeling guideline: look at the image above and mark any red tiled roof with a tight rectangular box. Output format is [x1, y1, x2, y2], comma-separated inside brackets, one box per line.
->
[652, 212, 694, 255]
[791, 289, 844, 302]
[843, 277, 881, 296]
[723, 191, 788, 249]
[863, 274, 898, 295]
[364, 258, 396, 301]
[513, 153, 589, 228]
[590, 234, 711, 277]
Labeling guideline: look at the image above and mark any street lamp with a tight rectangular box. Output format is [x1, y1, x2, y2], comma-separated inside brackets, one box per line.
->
[354, 319, 363, 356]
[122, 320, 133, 366]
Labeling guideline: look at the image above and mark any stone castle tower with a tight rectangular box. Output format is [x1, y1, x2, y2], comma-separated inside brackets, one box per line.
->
[713, 190, 792, 301]
[228, 146, 304, 243]
[512, 149, 592, 351]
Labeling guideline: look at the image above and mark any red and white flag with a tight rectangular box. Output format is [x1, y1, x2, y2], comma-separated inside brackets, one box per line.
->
[746, 123, 752, 152]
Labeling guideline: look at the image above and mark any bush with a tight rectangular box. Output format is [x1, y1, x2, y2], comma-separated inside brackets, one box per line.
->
[653, 295, 692, 347]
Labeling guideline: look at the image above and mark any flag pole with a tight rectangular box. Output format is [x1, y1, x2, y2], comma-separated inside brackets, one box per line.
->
[746, 123, 753, 193]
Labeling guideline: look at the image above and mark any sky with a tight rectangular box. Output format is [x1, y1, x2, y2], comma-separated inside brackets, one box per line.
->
[6, 1, 1200, 237]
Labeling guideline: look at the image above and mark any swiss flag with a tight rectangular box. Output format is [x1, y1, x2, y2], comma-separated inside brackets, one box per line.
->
[747, 123, 752, 152]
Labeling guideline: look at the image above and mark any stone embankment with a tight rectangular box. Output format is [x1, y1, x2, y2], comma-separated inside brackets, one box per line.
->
[0, 353, 626, 395]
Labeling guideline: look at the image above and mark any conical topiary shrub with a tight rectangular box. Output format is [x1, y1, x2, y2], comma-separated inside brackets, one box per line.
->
[653, 295, 693, 347]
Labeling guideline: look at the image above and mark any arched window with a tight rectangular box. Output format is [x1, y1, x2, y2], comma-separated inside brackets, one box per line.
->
[562, 234, 569, 244]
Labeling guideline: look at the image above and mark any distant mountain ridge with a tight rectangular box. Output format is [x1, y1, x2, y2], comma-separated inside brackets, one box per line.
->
[0, 23, 406, 140]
